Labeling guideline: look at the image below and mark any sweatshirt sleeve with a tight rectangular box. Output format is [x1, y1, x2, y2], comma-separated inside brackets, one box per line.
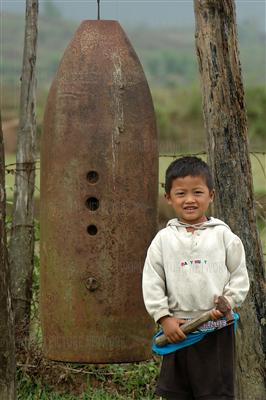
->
[142, 235, 171, 323]
[223, 236, 250, 309]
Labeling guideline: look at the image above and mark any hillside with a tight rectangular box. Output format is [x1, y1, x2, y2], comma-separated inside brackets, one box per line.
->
[2, 12, 266, 89]
[1, 12, 265, 153]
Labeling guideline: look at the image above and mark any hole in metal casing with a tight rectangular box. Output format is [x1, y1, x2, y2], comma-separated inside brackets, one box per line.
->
[87, 171, 99, 184]
[87, 225, 97, 235]
[86, 197, 99, 211]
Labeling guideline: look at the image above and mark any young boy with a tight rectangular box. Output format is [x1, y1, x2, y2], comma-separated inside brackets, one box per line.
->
[142, 156, 249, 400]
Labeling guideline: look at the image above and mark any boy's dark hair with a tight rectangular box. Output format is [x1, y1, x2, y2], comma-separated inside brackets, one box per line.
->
[165, 156, 214, 194]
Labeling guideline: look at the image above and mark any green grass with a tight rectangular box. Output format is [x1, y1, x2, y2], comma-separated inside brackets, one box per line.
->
[17, 386, 155, 400]
[17, 359, 160, 399]
[250, 152, 266, 195]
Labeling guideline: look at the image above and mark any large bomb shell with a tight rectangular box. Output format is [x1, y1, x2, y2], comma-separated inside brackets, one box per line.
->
[40, 21, 158, 363]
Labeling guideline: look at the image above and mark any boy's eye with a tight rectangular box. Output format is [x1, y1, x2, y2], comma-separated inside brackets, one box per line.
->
[175, 192, 184, 196]
[195, 191, 203, 194]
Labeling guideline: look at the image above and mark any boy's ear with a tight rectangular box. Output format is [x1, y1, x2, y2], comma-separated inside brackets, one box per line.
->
[210, 189, 215, 202]
[164, 192, 172, 205]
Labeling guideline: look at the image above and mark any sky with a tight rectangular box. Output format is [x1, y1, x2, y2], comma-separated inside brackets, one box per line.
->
[1, 0, 266, 29]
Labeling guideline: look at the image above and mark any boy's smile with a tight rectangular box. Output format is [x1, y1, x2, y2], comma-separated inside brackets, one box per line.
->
[165, 175, 214, 224]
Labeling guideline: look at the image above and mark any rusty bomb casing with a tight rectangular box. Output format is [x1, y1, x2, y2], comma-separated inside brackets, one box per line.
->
[40, 21, 158, 363]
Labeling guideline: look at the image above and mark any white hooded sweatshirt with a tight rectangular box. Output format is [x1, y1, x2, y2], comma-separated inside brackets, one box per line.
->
[142, 217, 250, 322]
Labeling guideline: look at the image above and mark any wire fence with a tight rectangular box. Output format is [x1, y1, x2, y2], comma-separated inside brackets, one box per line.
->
[4, 150, 265, 242]
[4, 150, 266, 193]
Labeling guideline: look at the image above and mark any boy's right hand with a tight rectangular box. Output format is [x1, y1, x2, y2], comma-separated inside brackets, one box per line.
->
[159, 316, 187, 343]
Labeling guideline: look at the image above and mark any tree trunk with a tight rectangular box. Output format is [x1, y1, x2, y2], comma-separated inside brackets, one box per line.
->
[193, 1, 266, 399]
[9, 0, 39, 346]
[0, 112, 16, 399]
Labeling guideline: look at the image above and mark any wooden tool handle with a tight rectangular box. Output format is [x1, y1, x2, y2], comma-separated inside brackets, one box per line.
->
[155, 311, 212, 347]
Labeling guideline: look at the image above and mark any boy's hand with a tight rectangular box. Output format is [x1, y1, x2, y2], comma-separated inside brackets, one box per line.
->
[159, 316, 187, 343]
[210, 308, 223, 320]
[211, 295, 229, 320]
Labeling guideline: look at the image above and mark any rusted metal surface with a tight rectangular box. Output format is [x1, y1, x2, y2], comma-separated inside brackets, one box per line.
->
[40, 21, 158, 363]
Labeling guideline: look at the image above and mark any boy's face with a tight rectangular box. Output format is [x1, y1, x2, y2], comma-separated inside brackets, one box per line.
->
[165, 175, 214, 224]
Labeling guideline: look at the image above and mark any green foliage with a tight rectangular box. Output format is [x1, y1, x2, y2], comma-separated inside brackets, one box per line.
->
[42, 0, 62, 20]
[17, 359, 160, 399]
[2, 13, 265, 90]
[152, 84, 265, 153]
[2, 13, 265, 154]
[153, 85, 203, 144]
[246, 86, 266, 140]
[31, 220, 41, 340]
[141, 48, 197, 87]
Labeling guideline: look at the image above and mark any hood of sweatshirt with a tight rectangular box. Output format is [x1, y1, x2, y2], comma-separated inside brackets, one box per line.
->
[166, 217, 231, 230]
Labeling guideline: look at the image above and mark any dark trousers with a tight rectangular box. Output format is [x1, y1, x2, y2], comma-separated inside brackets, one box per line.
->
[156, 325, 235, 400]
